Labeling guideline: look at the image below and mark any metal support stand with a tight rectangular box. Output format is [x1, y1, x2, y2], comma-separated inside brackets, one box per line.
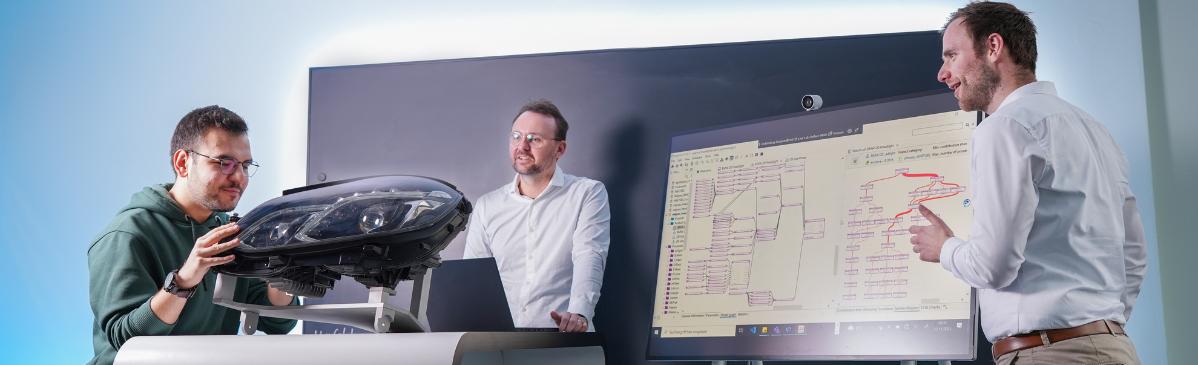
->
[213, 270, 434, 334]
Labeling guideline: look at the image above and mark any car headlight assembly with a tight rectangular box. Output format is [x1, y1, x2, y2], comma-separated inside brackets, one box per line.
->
[216, 175, 471, 298]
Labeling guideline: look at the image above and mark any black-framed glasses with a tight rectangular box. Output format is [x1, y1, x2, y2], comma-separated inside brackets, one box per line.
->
[509, 131, 562, 148]
[187, 149, 259, 177]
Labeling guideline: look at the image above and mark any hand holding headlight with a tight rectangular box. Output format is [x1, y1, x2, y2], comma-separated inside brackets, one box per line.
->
[176, 223, 241, 289]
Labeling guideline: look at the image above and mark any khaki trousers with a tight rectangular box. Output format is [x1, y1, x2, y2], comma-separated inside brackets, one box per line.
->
[995, 333, 1140, 365]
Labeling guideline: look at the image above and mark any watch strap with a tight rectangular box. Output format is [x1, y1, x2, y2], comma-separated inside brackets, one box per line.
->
[164, 269, 196, 299]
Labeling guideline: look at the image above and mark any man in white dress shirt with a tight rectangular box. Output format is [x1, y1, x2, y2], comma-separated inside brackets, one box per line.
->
[464, 99, 611, 332]
[908, 2, 1146, 364]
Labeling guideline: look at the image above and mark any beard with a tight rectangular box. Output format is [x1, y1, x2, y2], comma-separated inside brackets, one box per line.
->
[512, 155, 545, 176]
[188, 180, 240, 213]
[959, 61, 1001, 112]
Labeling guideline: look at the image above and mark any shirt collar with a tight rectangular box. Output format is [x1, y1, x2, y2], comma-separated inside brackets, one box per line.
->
[996, 80, 1056, 112]
[506, 165, 566, 197]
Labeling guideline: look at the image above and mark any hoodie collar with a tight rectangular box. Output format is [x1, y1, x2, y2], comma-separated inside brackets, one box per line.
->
[128, 184, 224, 226]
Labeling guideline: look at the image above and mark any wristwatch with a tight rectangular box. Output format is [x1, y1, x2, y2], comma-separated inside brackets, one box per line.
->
[163, 269, 196, 299]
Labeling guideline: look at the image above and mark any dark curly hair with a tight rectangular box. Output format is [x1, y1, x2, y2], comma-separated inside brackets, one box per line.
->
[169, 105, 248, 174]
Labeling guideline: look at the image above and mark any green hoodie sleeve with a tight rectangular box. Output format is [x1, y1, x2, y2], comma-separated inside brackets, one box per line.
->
[89, 231, 175, 349]
[239, 278, 300, 334]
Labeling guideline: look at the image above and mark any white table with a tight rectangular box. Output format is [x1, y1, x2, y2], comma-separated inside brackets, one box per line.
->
[114, 331, 605, 365]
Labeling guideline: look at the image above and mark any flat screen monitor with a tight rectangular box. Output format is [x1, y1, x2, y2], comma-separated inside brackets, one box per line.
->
[648, 90, 980, 361]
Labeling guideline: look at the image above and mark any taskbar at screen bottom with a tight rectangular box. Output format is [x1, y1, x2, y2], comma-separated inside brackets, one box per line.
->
[647, 319, 976, 361]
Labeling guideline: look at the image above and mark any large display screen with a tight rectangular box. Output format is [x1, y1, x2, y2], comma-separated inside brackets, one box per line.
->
[648, 90, 979, 361]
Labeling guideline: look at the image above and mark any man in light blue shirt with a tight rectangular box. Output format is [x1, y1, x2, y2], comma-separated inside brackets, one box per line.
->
[908, 2, 1146, 364]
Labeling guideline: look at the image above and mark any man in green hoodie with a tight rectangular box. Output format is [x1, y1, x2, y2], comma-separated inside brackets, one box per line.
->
[88, 105, 298, 365]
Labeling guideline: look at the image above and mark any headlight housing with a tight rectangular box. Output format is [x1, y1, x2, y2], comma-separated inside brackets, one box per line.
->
[216, 175, 471, 297]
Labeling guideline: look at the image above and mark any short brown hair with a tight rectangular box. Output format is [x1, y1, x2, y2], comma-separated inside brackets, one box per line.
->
[169, 105, 248, 173]
[513, 99, 569, 141]
[945, 1, 1038, 74]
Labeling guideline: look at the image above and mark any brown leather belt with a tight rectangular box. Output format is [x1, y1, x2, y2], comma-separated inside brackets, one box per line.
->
[992, 320, 1125, 360]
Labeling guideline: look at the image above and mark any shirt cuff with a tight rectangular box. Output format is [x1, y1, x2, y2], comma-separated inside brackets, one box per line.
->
[567, 296, 597, 320]
[939, 237, 966, 273]
[129, 297, 175, 335]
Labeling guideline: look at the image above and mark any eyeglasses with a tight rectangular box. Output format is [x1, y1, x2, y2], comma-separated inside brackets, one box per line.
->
[187, 149, 259, 177]
[510, 131, 562, 149]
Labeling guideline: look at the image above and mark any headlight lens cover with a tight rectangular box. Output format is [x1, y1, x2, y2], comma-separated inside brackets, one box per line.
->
[216, 175, 471, 297]
[236, 176, 462, 249]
